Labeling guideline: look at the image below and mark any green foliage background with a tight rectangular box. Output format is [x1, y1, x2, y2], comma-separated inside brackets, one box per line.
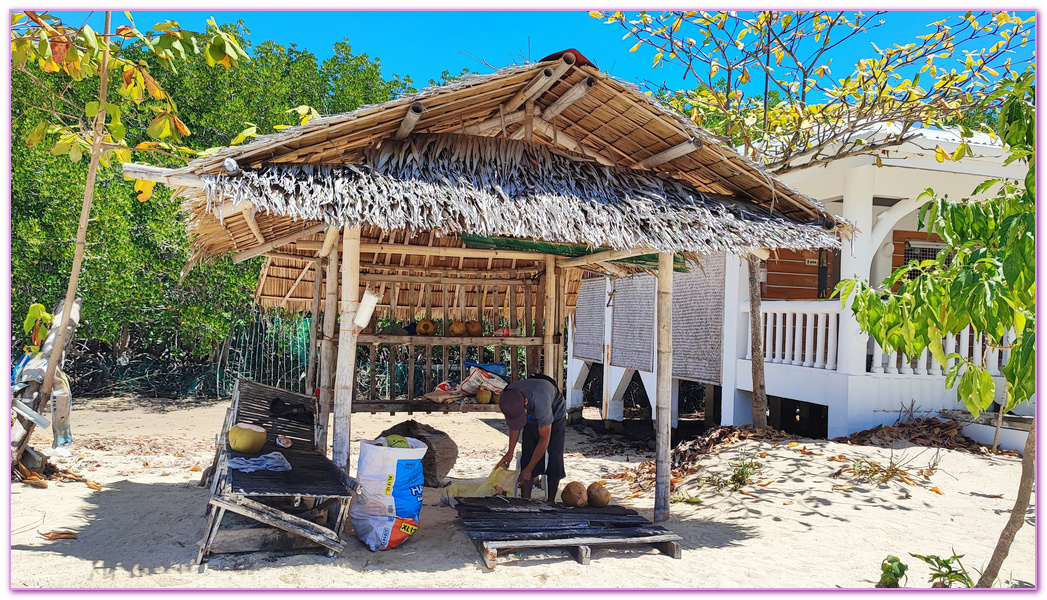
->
[11, 23, 414, 361]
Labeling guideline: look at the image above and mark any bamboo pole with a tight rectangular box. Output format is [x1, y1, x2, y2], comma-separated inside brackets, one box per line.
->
[393, 102, 425, 140]
[555, 268, 568, 387]
[558, 248, 654, 269]
[332, 227, 361, 474]
[634, 140, 703, 170]
[524, 285, 534, 374]
[318, 231, 340, 453]
[390, 283, 398, 401]
[296, 241, 553, 262]
[524, 100, 535, 143]
[39, 11, 112, 404]
[359, 273, 530, 286]
[304, 256, 326, 391]
[654, 252, 674, 523]
[509, 284, 519, 380]
[231, 223, 327, 263]
[543, 256, 556, 378]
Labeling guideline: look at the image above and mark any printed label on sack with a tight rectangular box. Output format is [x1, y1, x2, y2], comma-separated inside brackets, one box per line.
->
[385, 474, 394, 495]
[399, 522, 418, 536]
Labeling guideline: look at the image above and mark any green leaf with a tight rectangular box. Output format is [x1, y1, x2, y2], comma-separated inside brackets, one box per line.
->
[110, 122, 126, 141]
[11, 12, 26, 26]
[82, 24, 98, 50]
[927, 330, 947, 367]
[25, 121, 48, 147]
[85, 101, 100, 118]
[37, 30, 51, 61]
[69, 144, 82, 163]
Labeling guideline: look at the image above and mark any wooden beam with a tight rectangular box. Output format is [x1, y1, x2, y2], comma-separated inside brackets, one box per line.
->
[305, 256, 325, 392]
[319, 225, 341, 257]
[511, 77, 596, 140]
[505, 52, 576, 113]
[557, 248, 653, 269]
[232, 223, 327, 264]
[654, 252, 673, 523]
[295, 240, 554, 261]
[121, 162, 204, 188]
[279, 263, 313, 309]
[460, 111, 526, 136]
[262, 252, 317, 263]
[318, 230, 340, 452]
[527, 116, 615, 167]
[360, 273, 530, 286]
[357, 335, 544, 347]
[524, 100, 534, 142]
[332, 227, 362, 474]
[543, 255, 556, 378]
[634, 140, 703, 170]
[595, 261, 630, 278]
[393, 102, 425, 140]
[243, 207, 266, 244]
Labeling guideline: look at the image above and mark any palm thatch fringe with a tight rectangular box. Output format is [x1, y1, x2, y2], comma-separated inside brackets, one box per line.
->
[200, 134, 839, 257]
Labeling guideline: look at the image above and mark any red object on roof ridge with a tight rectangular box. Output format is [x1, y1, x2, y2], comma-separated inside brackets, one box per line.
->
[539, 48, 597, 70]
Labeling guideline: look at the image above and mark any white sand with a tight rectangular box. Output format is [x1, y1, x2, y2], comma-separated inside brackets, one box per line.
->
[9, 397, 1035, 589]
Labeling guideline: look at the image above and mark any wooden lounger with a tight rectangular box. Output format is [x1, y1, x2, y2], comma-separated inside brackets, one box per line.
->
[197, 380, 358, 564]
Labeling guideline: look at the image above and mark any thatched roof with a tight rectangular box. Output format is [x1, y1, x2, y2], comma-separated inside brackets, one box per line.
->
[129, 49, 850, 312]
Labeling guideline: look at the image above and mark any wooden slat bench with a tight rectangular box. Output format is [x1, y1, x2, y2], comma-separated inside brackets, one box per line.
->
[197, 380, 358, 564]
[453, 497, 683, 568]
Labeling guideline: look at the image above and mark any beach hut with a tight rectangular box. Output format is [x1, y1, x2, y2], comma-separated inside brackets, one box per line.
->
[122, 49, 846, 521]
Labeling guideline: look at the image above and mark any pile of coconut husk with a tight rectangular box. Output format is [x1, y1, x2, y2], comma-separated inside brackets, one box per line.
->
[606, 425, 793, 495]
[833, 417, 1022, 458]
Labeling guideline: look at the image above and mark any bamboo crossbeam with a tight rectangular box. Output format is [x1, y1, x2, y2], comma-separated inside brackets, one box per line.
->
[295, 240, 554, 261]
[359, 273, 530, 286]
[393, 102, 425, 140]
[532, 117, 615, 167]
[319, 226, 341, 257]
[557, 248, 653, 269]
[634, 140, 703, 170]
[358, 335, 543, 346]
[505, 52, 576, 113]
[460, 111, 525, 136]
[279, 263, 313, 308]
[122, 162, 205, 188]
[263, 252, 317, 263]
[232, 223, 327, 263]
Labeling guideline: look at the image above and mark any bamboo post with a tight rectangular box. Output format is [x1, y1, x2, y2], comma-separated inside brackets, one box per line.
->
[441, 285, 450, 383]
[390, 283, 398, 401]
[318, 231, 340, 452]
[555, 268, 568, 388]
[524, 285, 534, 374]
[654, 252, 674, 523]
[543, 256, 556, 378]
[458, 284, 466, 382]
[424, 283, 433, 395]
[304, 257, 325, 391]
[509, 284, 519, 380]
[407, 284, 416, 401]
[475, 284, 484, 362]
[332, 227, 361, 474]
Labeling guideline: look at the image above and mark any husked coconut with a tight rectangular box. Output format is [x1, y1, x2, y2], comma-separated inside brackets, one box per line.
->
[587, 482, 611, 507]
[561, 481, 588, 507]
[465, 320, 483, 336]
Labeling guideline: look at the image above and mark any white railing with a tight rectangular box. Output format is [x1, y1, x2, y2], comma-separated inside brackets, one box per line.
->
[741, 300, 840, 371]
[870, 326, 1012, 376]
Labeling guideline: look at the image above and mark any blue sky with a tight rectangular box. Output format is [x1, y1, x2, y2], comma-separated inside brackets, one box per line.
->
[37, 10, 1038, 91]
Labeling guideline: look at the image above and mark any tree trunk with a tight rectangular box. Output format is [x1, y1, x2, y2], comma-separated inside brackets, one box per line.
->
[975, 423, 1035, 587]
[38, 11, 112, 404]
[748, 256, 768, 428]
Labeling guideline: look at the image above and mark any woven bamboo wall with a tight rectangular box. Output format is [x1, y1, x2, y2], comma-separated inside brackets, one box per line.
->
[671, 255, 725, 384]
[572, 278, 606, 362]
[610, 275, 656, 371]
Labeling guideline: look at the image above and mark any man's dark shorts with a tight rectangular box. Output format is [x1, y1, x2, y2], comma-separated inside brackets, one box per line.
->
[520, 417, 566, 480]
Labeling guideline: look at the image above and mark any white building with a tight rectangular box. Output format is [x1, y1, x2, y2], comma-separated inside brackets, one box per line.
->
[566, 128, 1030, 448]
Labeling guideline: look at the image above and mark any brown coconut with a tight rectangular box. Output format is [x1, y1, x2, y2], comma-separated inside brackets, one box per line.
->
[448, 321, 467, 336]
[465, 320, 483, 336]
[561, 481, 588, 507]
[587, 482, 612, 508]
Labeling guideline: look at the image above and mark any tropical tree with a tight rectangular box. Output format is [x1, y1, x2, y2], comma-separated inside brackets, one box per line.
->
[837, 71, 1034, 587]
[591, 10, 1034, 172]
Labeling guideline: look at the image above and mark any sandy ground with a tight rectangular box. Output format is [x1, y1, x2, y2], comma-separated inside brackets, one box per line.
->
[8, 396, 1036, 590]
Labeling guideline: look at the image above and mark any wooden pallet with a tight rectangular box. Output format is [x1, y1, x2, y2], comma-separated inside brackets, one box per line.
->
[453, 497, 683, 568]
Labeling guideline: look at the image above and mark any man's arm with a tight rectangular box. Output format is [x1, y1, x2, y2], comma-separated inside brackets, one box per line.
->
[498, 428, 522, 469]
[519, 424, 551, 482]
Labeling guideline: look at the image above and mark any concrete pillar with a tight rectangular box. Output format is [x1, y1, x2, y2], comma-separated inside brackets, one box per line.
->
[837, 166, 876, 376]
[719, 253, 751, 425]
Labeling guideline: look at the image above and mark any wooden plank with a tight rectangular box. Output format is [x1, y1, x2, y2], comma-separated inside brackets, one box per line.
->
[458, 514, 651, 526]
[351, 401, 502, 414]
[208, 527, 322, 555]
[464, 526, 669, 540]
[208, 495, 345, 552]
[653, 540, 683, 559]
[361, 273, 530, 286]
[482, 532, 682, 551]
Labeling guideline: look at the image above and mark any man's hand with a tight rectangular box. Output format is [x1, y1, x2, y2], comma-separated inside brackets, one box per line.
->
[497, 451, 514, 470]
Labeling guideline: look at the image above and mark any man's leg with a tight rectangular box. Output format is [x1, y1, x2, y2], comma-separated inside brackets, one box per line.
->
[546, 477, 561, 505]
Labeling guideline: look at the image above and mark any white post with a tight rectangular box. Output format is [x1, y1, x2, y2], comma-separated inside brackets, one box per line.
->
[654, 253, 673, 523]
[774, 310, 786, 363]
[826, 312, 838, 371]
[916, 347, 929, 376]
[332, 227, 361, 474]
[763, 312, 773, 362]
[870, 338, 885, 373]
[791, 312, 804, 366]
[813, 314, 826, 369]
[802, 312, 815, 367]
[719, 254, 748, 427]
[744, 308, 753, 360]
[973, 332, 984, 373]
[886, 348, 899, 374]
[783, 312, 795, 362]
[945, 333, 957, 372]
[837, 166, 876, 375]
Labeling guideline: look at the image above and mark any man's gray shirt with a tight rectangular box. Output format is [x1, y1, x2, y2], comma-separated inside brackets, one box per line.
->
[504, 377, 565, 427]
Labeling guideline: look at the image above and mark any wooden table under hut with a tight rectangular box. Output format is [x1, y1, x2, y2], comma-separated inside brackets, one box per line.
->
[124, 48, 847, 553]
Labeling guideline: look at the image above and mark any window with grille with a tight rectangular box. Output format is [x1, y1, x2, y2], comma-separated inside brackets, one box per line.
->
[904, 240, 951, 279]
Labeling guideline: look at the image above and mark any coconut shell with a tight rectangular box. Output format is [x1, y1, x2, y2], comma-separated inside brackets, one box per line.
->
[417, 319, 437, 336]
[448, 321, 467, 336]
[465, 320, 483, 336]
[587, 482, 611, 508]
[561, 481, 588, 507]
